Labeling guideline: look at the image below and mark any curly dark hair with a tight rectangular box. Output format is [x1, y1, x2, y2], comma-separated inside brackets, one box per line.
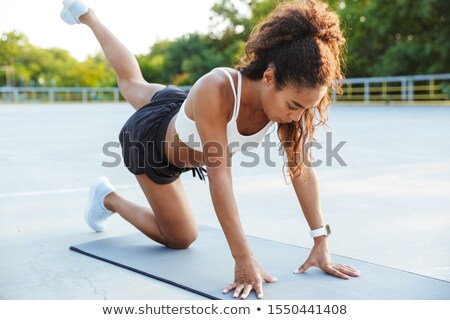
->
[236, 0, 346, 179]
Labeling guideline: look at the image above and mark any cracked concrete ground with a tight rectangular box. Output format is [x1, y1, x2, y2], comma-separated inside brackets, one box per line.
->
[1, 103, 449, 299]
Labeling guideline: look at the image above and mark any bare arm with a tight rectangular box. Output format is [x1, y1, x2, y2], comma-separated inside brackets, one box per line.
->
[192, 72, 276, 299]
[291, 166, 325, 233]
[291, 166, 360, 278]
[192, 74, 251, 260]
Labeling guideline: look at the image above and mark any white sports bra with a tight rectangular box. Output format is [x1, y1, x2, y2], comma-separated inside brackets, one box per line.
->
[174, 68, 274, 153]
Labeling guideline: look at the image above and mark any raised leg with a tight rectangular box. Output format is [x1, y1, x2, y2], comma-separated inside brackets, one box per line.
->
[105, 175, 198, 249]
[65, 3, 195, 248]
[78, 8, 165, 109]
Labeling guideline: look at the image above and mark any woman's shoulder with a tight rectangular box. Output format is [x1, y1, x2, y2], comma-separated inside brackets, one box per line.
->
[188, 67, 238, 121]
[193, 67, 237, 95]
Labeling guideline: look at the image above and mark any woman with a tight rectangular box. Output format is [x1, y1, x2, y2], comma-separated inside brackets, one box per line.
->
[61, 0, 360, 300]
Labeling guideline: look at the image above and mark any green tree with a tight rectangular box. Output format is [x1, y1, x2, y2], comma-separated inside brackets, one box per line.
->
[77, 53, 116, 87]
[3, 0, 449, 89]
[139, 33, 232, 85]
[0, 30, 115, 87]
[207, 0, 450, 77]
[209, 0, 278, 65]
[338, 0, 450, 76]
[137, 0, 281, 86]
[0, 31, 30, 86]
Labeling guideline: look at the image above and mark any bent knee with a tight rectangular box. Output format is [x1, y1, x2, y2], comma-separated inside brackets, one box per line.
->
[165, 230, 198, 249]
[118, 79, 165, 110]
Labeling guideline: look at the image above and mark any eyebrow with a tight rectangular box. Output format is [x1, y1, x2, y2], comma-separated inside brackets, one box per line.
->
[291, 100, 305, 109]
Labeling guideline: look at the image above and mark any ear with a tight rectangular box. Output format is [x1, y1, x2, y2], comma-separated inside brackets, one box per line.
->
[263, 67, 276, 87]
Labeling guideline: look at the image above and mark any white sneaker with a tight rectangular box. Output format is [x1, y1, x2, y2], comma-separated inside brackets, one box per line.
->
[84, 176, 115, 232]
[60, 0, 89, 25]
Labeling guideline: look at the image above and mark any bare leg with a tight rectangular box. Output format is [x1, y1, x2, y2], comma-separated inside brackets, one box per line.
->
[75, 9, 196, 248]
[79, 9, 165, 109]
[104, 192, 167, 245]
[104, 175, 198, 249]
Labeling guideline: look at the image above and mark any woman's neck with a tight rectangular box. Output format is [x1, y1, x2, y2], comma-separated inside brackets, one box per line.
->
[240, 75, 265, 116]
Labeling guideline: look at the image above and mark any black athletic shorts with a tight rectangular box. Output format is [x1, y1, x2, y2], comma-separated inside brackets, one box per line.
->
[119, 85, 206, 184]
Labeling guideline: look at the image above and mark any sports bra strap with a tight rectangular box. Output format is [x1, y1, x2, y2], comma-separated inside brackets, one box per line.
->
[216, 68, 242, 120]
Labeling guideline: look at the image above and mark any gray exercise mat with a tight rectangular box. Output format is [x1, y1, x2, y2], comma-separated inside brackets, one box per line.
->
[70, 225, 450, 300]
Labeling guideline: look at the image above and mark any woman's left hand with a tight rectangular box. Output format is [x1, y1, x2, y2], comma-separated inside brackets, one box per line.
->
[294, 237, 361, 279]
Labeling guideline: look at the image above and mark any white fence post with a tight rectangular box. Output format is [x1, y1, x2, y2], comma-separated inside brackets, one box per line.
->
[401, 78, 407, 101]
[13, 88, 19, 102]
[82, 88, 87, 103]
[364, 80, 370, 103]
[408, 79, 414, 102]
[49, 88, 55, 103]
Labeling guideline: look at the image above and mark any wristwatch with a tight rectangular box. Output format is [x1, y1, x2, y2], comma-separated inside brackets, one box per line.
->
[310, 224, 331, 238]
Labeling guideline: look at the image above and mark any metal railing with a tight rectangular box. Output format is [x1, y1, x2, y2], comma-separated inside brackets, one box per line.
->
[336, 73, 450, 104]
[1, 74, 449, 104]
[0, 87, 122, 103]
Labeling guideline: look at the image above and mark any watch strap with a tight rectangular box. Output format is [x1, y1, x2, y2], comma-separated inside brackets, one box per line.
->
[310, 224, 331, 238]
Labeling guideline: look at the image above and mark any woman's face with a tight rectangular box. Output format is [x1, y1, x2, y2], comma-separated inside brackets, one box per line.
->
[261, 69, 328, 123]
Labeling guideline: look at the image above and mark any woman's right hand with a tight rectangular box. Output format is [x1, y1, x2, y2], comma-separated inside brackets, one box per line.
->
[223, 256, 278, 299]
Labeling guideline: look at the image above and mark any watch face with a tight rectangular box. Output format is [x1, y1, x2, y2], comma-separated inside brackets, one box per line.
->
[325, 224, 331, 236]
